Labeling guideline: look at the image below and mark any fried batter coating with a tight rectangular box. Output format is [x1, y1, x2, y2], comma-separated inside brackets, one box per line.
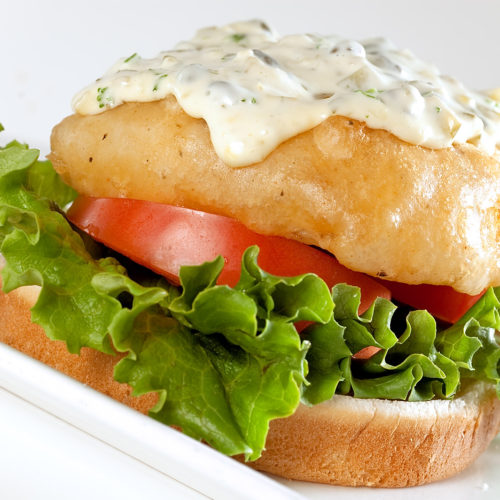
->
[50, 96, 500, 294]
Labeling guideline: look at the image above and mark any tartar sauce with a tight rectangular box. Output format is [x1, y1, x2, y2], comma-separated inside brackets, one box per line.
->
[72, 20, 500, 167]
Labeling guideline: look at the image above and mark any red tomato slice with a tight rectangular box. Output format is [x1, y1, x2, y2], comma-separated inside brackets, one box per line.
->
[381, 280, 485, 324]
[67, 196, 390, 314]
[352, 346, 381, 360]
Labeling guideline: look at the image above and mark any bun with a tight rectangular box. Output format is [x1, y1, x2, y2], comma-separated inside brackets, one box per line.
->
[0, 282, 156, 414]
[2, 283, 499, 487]
[50, 96, 500, 294]
[252, 383, 500, 487]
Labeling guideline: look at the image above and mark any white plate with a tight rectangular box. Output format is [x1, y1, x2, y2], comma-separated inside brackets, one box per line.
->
[0, 387, 207, 500]
[0, 343, 302, 500]
[0, 342, 498, 499]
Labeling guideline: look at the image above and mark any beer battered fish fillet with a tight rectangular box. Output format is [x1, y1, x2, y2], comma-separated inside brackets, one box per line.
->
[50, 95, 500, 295]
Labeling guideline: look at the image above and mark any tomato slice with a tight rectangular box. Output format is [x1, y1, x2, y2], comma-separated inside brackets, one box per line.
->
[381, 280, 485, 324]
[67, 196, 390, 314]
[352, 346, 381, 360]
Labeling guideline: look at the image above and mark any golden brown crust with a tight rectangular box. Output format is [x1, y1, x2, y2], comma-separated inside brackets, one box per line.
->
[0, 284, 156, 414]
[2, 284, 499, 487]
[252, 386, 500, 487]
[50, 97, 500, 294]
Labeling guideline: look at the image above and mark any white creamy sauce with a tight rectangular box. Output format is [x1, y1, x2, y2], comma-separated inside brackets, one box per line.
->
[72, 20, 500, 167]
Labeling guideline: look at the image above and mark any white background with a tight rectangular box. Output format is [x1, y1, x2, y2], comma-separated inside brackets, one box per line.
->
[2, 0, 500, 152]
[1, 1, 499, 499]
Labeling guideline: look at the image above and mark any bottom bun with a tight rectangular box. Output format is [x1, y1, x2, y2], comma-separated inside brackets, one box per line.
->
[251, 384, 500, 487]
[1, 284, 499, 487]
[0, 283, 157, 414]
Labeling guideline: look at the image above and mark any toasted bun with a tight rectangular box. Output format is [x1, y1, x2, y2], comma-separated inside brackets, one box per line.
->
[50, 96, 500, 294]
[1, 283, 499, 487]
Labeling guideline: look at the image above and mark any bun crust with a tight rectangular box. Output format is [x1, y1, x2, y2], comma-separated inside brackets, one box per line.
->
[50, 96, 500, 294]
[1, 284, 499, 487]
[0, 284, 156, 414]
[252, 385, 500, 487]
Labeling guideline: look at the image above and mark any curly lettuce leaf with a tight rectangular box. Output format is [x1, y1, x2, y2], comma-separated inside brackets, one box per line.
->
[0, 142, 123, 353]
[106, 250, 323, 460]
[1, 140, 77, 208]
[302, 284, 500, 405]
